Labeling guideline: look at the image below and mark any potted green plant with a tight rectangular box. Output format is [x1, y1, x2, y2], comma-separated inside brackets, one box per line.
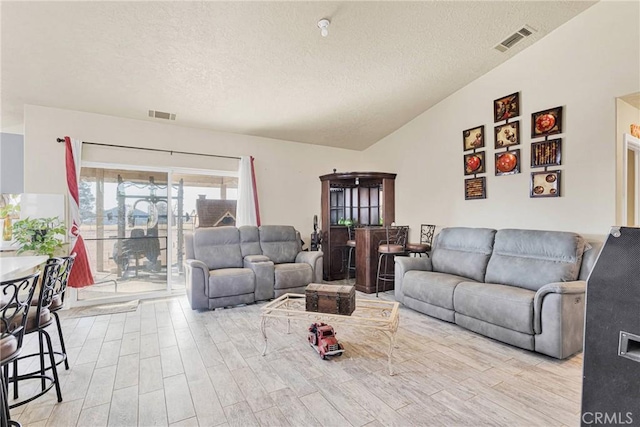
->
[12, 216, 66, 258]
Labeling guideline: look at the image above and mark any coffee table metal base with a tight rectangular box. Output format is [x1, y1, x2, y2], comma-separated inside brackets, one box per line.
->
[260, 293, 400, 375]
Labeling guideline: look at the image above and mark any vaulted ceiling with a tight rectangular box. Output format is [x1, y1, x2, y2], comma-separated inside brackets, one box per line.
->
[1, 1, 596, 150]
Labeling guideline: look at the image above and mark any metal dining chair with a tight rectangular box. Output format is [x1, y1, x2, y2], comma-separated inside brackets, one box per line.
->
[1, 272, 40, 427]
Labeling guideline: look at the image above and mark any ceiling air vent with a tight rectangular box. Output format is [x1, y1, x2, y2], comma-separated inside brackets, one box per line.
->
[494, 25, 537, 52]
[148, 110, 176, 120]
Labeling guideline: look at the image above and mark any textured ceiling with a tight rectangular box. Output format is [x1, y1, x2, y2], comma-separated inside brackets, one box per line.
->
[1, 1, 596, 150]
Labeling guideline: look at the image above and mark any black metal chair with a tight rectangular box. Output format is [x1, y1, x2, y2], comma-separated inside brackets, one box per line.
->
[32, 255, 75, 371]
[8, 258, 66, 408]
[375, 225, 409, 297]
[1, 272, 40, 427]
[406, 224, 436, 257]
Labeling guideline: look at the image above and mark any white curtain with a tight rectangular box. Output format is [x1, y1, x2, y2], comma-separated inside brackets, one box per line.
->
[236, 156, 258, 227]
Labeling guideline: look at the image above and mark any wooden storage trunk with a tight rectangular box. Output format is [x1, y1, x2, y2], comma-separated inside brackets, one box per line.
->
[305, 283, 356, 316]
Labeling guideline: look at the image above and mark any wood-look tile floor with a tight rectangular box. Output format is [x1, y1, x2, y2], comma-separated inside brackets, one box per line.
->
[10, 292, 583, 427]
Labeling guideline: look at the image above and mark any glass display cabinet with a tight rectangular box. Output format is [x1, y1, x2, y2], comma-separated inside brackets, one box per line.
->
[319, 171, 396, 282]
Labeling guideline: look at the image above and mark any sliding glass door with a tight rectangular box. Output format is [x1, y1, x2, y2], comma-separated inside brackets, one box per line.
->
[75, 164, 237, 303]
[77, 167, 169, 301]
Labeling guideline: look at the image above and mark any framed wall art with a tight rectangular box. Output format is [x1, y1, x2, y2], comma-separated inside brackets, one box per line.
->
[531, 106, 563, 138]
[494, 92, 520, 122]
[494, 121, 520, 148]
[463, 125, 484, 151]
[465, 177, 486, 200]
[530, 171, 561, 198]
[495, 149, 520, 176]
[531, 139, 562, 167]
[464, 151, 485, 175]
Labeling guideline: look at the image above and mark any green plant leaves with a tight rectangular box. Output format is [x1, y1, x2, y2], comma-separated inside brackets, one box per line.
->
[12, 216, 66, 258]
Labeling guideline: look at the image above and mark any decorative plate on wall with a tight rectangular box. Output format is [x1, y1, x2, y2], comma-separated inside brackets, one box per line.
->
[531, 106, 563, 138]
[495, 150, 520, 176]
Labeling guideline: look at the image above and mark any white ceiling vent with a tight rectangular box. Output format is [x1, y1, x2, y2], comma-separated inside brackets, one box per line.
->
[148, 110, 176, 120]
[494, 25, 537, 52]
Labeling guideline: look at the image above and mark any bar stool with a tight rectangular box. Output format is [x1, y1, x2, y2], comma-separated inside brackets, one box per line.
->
[406, 224, 436, 257]
[1, 272, 40, 427]
[345, 226, 356, 281]
[375, 225, 409, 297]
[8, 258, 66, 408]
[36, 255, 75, 371]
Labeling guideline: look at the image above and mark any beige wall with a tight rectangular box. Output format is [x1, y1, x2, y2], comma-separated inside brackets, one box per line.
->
[23, 105, 365, 243]
[363, 1, 640, 240]
[616, 98, 640, 225]
[22, 1, 640, 244]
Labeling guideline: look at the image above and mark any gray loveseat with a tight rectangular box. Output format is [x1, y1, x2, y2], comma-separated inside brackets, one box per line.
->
[185, 225, 323, 310]
[395, 227, 602, 359]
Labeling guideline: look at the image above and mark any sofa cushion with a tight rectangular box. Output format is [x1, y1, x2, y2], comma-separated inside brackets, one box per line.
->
[485, 229, 586, 291]
[454, 281, 535, 334]
[208, 268, 255, 298]
[431, 227, 496, 282]
[274, 263, 313, 290]
[193, 227, 243, 270]
[455, 313, 535, 350]
[259, 226, 301, 264]
[239, 226, 262, 257]
[403, 271, 470, 310]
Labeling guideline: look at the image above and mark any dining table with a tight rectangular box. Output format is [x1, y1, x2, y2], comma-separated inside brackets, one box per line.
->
[0, 255, 48, 282]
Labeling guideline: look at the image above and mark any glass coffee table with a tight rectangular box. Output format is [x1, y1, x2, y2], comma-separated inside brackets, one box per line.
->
[260, 293, 400, 375]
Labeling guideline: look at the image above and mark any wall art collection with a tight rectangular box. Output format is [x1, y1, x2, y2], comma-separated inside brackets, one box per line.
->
[530, 106, 563, 198]
[463, 125, 487, 200]
[462, 92, 565, 200]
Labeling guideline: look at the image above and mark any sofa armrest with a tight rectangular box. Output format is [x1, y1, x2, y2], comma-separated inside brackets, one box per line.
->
[295, 251, 324, 283]
[394, 257, 432, 303]
[244, 256, 275, 301]
[534, 281, 586, 332]
[184, 259, 210, 310]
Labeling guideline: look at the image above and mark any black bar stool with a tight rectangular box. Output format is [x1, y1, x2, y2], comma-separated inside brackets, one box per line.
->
[345, 226, 356, 281]
[375, 225, 409, 297]
[8, 258, 66, 408]
[406, 224, 436, 257]
[38, 255, 75, 371]
[1, 272, 40, 427]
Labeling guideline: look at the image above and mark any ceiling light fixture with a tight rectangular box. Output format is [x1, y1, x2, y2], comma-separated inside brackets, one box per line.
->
[317, 18, 330, 37]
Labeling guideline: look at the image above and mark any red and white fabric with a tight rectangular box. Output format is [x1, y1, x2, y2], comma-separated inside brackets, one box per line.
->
[236, 156, 261, 227]
[65, 136, 94, 288]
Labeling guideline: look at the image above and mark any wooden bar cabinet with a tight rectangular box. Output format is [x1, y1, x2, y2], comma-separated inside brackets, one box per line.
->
[319, 171, 396, 292]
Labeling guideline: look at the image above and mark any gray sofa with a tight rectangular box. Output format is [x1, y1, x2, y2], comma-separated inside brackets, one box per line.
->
[395, 227, 602, 359]
[185, 225, 323, 310]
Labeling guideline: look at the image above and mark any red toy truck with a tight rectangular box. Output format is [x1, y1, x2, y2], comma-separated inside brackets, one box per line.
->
[308, 322, 345, 359]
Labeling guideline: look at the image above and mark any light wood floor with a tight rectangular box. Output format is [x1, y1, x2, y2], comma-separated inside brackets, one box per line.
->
[9, 292, 583, 427]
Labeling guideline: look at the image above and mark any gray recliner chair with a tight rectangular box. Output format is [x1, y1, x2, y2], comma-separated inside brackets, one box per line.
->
[184, 225, 323, 310]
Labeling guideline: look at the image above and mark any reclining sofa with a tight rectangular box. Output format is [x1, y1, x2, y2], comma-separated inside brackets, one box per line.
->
[395, 227, 602, 359]
[185, 225, 323, 310]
